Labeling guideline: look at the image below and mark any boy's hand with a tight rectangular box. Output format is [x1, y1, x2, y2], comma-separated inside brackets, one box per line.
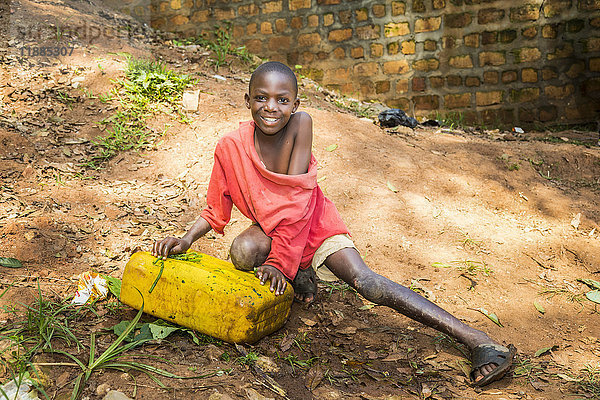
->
[255, 265, 287, 296]
[152, 237, 191, 260]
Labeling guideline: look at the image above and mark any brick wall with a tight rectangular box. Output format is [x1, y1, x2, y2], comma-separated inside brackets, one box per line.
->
[109, 0, 600, 127]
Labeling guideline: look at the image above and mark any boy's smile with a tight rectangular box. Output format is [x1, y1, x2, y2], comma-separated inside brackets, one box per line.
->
[245, 71, 300, 136]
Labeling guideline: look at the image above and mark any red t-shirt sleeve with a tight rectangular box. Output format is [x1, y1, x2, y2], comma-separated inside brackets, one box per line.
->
[200, 149, 233, 235]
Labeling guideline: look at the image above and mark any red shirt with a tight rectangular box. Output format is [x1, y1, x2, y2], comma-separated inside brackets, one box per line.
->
[200, 121, 350, 280]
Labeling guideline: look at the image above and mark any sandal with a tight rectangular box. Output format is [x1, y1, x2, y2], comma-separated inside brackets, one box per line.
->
[470, 343, 516, 386]
[291, 267, 317, 304]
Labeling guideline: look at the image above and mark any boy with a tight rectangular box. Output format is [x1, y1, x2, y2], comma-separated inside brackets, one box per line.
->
[152, 61, 514, 386]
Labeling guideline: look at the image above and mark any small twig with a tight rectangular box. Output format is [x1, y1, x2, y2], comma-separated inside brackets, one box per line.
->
[34, 362, 79, 367]
[524, 253, 557, 270]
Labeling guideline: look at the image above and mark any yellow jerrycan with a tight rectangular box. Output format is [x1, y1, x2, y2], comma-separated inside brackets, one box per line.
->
[120, 251, 294, 343]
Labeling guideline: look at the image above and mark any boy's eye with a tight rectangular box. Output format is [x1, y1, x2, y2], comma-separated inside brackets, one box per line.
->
[255, 95, 266, 101]
[278, 98, 289, 104]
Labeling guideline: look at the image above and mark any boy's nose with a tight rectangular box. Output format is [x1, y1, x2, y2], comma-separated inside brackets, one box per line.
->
[265, 99, 277, 111]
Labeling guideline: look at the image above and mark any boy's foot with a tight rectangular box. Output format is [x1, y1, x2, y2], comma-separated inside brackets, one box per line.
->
[470, 344, 516, 386]
[292, 267, 317, 303]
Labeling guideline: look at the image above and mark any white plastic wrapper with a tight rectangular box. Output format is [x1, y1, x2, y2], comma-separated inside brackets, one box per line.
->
[71, 271, 108, 305]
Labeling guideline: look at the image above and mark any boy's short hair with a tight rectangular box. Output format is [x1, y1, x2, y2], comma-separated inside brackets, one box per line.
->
[249, 61, 298, 96]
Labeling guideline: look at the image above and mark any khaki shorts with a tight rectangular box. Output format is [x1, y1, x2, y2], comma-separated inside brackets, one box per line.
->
[311, 234, 356, 281]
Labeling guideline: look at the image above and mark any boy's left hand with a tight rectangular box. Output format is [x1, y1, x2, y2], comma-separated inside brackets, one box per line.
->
[255, 265, 287, 295]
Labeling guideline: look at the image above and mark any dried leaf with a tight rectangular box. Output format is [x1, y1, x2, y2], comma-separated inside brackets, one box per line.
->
[339, 326, 357, 335]
[299, 317, 317, 326]
[305, 365, 325, 391]
[586, 290, 600, 304]
[382, 352, 404, 362]
[279, 334, 294, 352]
[317, 175, 327, 183]
[359, 304, 375, 310]
[579, 278, 600, 290]
[472, 307, 503, 327]
[533, 300, 545, 314]
[386, 181, 398, 193]
[0, 257, 23, 268]
[571, 213, 581, 229]
[326, 144, 338, 152]
[557, 373, 581, 382]
[535, 345, 557, 357]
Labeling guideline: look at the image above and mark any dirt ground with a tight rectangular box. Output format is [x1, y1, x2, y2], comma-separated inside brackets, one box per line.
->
[1, 1, 600, 399]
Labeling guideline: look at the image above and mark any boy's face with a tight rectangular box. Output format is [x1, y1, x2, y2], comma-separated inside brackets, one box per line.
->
[245, 71, 300, 136]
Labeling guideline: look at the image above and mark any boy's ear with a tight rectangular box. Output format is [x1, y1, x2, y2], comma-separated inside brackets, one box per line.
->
[244, 93, 251, 109]
[292, 97, 300, 113]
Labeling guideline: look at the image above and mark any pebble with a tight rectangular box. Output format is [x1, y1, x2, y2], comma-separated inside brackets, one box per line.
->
[102, 390, 132, 400]
[96, 383, 110, 396]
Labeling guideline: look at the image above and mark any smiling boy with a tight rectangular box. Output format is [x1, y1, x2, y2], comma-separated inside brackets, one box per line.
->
[152, 61, 514, 386]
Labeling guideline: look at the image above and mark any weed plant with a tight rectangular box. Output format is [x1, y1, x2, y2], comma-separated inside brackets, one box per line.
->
[174, 23, 259, 70]
[86, 56, 194, 168]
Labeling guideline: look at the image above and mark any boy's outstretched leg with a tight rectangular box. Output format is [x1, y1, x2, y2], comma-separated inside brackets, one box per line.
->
[229, 224, 317, 303]
[323, 247, 514, 386]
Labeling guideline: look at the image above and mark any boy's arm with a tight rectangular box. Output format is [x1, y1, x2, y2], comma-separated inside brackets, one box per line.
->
[152, 216, 212, 259]
[286, 112, 313, 175]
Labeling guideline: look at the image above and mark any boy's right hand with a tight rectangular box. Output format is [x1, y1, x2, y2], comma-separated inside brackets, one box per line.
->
[152, 237, 191, 260]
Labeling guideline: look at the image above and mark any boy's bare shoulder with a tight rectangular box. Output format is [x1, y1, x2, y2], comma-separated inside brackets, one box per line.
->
[288, 111, 313, 138]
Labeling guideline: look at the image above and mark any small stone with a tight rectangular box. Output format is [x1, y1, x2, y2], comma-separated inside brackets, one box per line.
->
[182, 89, 199, 111]
[103, 390, 132, 400]
[96, 383, 110, 396]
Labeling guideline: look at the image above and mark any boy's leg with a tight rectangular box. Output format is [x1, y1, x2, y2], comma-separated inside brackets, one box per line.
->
[323, 247, 512, 384]
[229, 224, 317, 302]
[229, 224, 271, 271]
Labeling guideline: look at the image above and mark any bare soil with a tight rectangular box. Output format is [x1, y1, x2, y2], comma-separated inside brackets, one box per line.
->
[1, 1, 600, 399]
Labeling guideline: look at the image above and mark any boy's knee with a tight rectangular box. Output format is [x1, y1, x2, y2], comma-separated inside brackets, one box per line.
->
[354, 272, 385, 303]
[229, 236, 261, 271]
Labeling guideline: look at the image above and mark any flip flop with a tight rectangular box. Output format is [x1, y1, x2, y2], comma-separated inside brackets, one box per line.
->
[291, 267, 317, 304]
[470, 343, 516, 387]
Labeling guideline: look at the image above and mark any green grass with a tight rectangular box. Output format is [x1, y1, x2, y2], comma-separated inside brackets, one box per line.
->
[174, 23, 259, 71]
[578, 363, 600, 397]
[432, 260, 493, 276]
[331, 96, 375, 119]
[85, 56, 194, 169]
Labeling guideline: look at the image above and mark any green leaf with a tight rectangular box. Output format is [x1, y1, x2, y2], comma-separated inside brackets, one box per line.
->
[579, 278, 600, 290]
[533, 300, 545, 314]
[325, 144, 338, 152]
[134, 324, 154, 341]
[431, 262, 453, 268]
[0, 257, 23, 268]
[585, 290, 600, 304]
[473, 307, 503, 327]
[149, 323, 180, 340]
[103, 275, 122, 298]
[386, 181, 398, 193]
[535, 345, 557, 357]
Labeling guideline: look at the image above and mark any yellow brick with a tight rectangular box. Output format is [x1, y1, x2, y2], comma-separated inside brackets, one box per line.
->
[170, 0, 181, 10]
[354, 62, 379, 76]
[298, 33, 320, 47]
[415, 17, 441, 33]
[370, 43, 383, 57]
[521, 68, 538, 82]
[308, 15, 319, 27]
[329, 28, 353, 42]
[385, 22, 410, 37]
[383, 60, 410, 74]
[263, 1, 282, 13]
[324, 13, 334, 26]
[401, 40, 415, 54]
[261, 22, 273, 34]
[289, 0, 311, 11]
[545, 84, 574, 99]
[479, 51, 505, 66]
[476, 91, 503, 106]
[449, 55, 473, 68]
